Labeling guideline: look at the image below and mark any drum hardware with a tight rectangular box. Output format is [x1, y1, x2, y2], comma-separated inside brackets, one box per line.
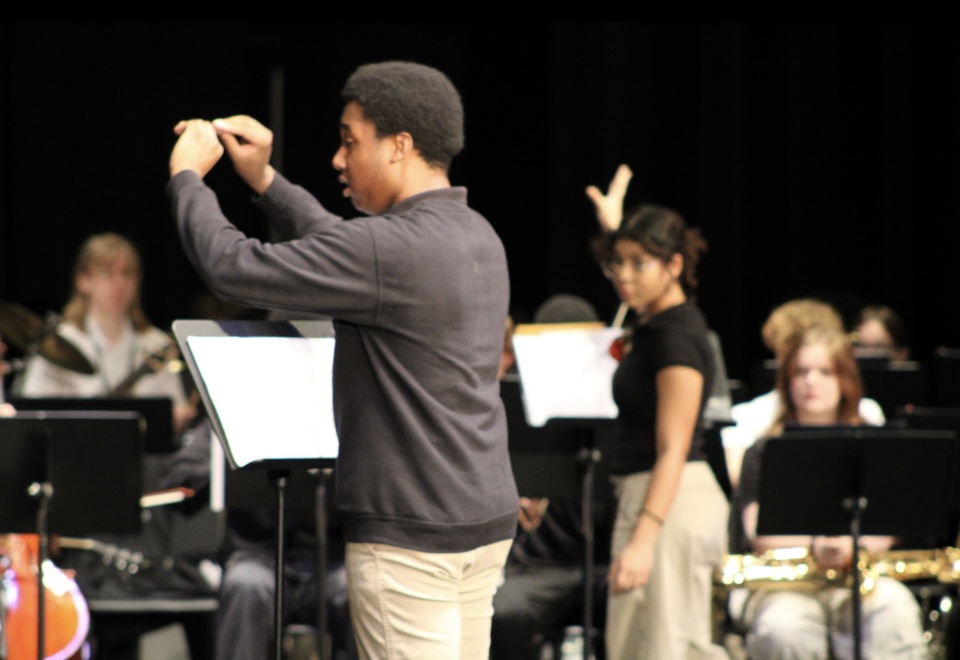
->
[0, 301, 47, 351]
[0, 302, 95, 375]
[36, 335, 96, 376]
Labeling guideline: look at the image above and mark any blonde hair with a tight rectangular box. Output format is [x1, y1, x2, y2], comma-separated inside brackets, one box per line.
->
[761, 298, 844, 358]
[61, 233, 151, 332]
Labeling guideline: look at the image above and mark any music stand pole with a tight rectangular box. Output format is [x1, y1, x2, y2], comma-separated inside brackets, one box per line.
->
[843, 495, 868, 660]
[578, 444, 600, 660]
[269, 469, 290, 660]
[314, 468, 332, 660]
[28, 480, 54, 660]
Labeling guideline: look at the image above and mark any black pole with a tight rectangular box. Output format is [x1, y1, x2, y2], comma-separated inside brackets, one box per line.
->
[314, 468, 331, 660]
[843, 495, 868, 660]
[28, 480, 54, 660]
[578, 443, 601, 660]
[270, 470, 289, 660]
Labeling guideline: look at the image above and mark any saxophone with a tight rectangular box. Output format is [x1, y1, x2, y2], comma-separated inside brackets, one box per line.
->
[716, 547, 960, 596]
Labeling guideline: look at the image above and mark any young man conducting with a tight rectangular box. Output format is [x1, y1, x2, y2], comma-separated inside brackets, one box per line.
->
[167, 61, 517, 660]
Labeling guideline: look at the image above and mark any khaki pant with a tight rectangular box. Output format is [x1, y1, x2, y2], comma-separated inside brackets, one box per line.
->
[606, 462, 729, 660]
[345, 538, 513, 660]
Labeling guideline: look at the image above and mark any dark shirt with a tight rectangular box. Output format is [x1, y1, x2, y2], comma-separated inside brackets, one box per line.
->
[610, 299, 714, 475]
[168, 171, 518, 552]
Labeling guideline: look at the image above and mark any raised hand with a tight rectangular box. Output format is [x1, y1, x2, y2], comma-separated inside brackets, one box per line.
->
[170, 119, 224, 179]
[585, 163, 633, 232]
[212, 115, 276, 195]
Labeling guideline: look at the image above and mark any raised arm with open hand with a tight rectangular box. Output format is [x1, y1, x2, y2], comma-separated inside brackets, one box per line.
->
[585, 163, 633, 232]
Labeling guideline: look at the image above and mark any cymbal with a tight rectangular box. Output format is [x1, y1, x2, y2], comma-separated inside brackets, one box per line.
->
[38, 334, 96, 375]
[0, 300, 46, 350]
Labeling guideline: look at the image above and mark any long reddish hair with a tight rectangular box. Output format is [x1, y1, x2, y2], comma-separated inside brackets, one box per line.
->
[769, 326, 864, 435]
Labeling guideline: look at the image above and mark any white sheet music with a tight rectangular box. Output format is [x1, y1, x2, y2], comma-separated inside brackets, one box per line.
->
[511, 324, 622, 426]
[187, 336, 338, 468]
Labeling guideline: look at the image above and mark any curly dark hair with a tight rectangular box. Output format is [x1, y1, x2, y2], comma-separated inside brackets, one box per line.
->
[591, 203, 708, 292]
[341, 61, 465, 170]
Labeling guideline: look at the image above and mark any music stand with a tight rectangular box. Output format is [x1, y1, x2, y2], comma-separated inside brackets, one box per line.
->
[7, 396, 175, 453]
[0, 411, 144, 660]
[173, 319, 339, 660]
[510, 323, 622, 660]
[932, 347, 960, 407]
[756, 427, 958, 660]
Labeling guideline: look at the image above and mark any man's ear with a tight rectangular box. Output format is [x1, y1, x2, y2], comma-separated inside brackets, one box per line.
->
[390, 132, 414, 163]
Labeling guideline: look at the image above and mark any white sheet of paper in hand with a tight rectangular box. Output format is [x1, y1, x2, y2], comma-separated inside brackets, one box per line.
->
[511, 326, 622, 427]
[187, 336, 338, 468]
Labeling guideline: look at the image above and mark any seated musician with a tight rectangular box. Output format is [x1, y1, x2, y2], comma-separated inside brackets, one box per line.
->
[17, 232, 196, 433]
[729, 326, 926, 660]
[721, 298, 886, 491]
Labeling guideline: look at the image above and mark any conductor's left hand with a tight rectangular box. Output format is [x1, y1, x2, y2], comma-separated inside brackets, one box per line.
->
[170, 119, 224, 179]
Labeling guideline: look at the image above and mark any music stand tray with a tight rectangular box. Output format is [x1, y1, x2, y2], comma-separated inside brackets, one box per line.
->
[8, 396, 174, 454]
[0, 411, 144, 536]
[757, 427, 957, 539]
[172, 319, 338, 471]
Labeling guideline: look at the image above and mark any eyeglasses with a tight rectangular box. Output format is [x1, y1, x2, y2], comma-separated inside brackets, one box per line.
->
[600, 257, 660, 279]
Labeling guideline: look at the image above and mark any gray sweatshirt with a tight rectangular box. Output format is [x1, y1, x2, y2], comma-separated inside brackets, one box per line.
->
[167, 171, 518, 552]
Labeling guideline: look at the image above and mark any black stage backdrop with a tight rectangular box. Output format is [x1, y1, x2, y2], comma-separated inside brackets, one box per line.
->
[2, 22, 958, 390]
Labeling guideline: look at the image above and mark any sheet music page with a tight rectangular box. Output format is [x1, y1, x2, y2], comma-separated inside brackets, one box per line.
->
[511, 324, 622, 426]
[187, 336, 338, 468]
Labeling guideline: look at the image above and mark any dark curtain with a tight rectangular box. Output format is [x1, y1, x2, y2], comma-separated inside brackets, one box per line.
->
[2, 22, 957, 385]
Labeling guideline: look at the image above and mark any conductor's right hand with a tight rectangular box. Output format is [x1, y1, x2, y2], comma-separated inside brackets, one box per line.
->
[213, 115, 276, 195]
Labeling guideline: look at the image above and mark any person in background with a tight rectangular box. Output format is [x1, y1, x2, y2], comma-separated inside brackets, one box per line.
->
[852, 304, 911, 361]
[587, 164, 729, 659]
[17, 232, 195, 433]
[729, 325, 926, 659]
[721, 298, 886, 491]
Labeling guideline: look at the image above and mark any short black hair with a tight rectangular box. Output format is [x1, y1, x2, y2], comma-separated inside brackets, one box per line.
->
[341, 61, 465, 170]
